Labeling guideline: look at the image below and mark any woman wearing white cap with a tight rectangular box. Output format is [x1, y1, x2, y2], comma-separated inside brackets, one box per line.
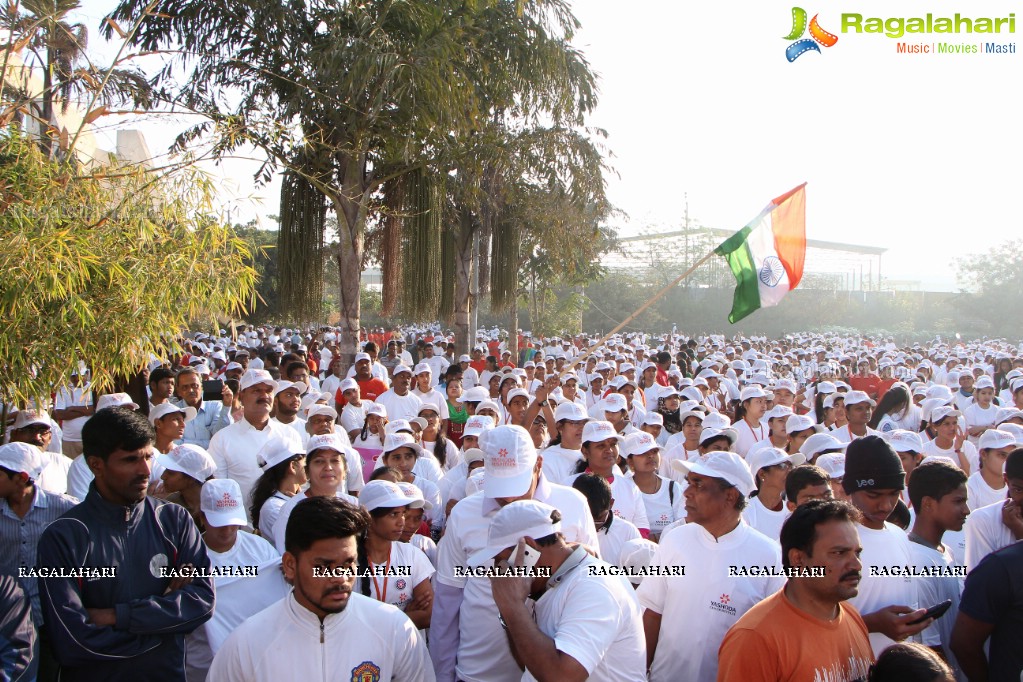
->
[659, 408, 706, 483]
[397, 481, 438, 566]
[443, 377, 468, 447]
[963, 376, 1000, 445]
[378, 434, 442, 535]
[417, 404, 458, 472]
[352, 403, 388, 483]
[356, 480, 435, 628]
[746, 406, 793, 459]
[149, 403, 196, 456]
[624, 432, 684, 542]
[868, 384, 919, 435]
[159, 443, 217, 532]
[921, 407, 977, 474]
[568, 421, 650, 538]
[732, 386, 769, 459]
[250, 440, 308, 539]
[743, 447, 805, 541]
[822, 392, 847, 431]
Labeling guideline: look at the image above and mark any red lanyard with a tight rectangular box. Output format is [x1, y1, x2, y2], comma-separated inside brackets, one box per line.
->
[747, 420, 765, 443]
[370, 544, 392, 603]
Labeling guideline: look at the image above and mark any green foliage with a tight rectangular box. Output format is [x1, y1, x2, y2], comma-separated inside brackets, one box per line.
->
[0, 130, 257, 405]
[955, 239, 1023, 335]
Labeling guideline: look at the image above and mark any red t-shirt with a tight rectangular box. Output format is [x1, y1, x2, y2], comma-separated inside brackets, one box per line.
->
[336, 377, 388, 407]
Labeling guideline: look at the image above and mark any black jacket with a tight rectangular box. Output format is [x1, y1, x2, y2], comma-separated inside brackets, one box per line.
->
[36, 485, 214, 681]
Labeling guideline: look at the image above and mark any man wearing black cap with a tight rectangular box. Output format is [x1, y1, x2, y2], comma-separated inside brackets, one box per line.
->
[843, 436, 931, 655]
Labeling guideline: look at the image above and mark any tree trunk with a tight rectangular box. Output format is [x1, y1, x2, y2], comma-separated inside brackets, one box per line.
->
[509, 294, 519, 363]
[334, 159, 366, 373]
[453, 208, 474, 355]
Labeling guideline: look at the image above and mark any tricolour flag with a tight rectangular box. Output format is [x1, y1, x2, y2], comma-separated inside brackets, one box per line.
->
[714, 183, 807, 323]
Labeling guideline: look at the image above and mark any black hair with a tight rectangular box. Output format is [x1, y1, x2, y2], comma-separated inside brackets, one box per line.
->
[571, 473, 612, 520]
[868, 642, 953, 682]
[733, 398, 753, 424]
[779, 499, 862, 570]
[363, 341, 378, 354]
[431, 431, 449, 468]
[1006, 448, 1023, 480]
[868, 385, 910, 429]
[908, 459, 967, 512]
[784, 464, 831, 503]
[149, 367, 175, 388]
[533, 509, 564, 547]
[284, 496, 369, 556]
[887, 498, 912, 530]
[716, 478, 748, 512]
[82, 408, 154, 462]
[305, 446, 347, 475]
[369, 466, 403, 481]
[814, 389, 827, 424]
[250, 455, 303, 529]
[284, 360, 309, 380]
[356, 506, 401, 596]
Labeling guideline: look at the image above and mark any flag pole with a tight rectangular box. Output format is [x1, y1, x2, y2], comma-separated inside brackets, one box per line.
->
[563, 248, 717, 377]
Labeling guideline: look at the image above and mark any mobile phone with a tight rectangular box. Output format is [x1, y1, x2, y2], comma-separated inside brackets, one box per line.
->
[202, 379, 225, 403]
[907, 599, 952, 625]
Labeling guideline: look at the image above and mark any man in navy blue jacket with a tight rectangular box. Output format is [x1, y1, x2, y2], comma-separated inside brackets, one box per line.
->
[36, 407, 215, 681]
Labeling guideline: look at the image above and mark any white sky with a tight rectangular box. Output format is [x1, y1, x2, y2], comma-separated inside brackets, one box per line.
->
[75, 0, 1021, 291]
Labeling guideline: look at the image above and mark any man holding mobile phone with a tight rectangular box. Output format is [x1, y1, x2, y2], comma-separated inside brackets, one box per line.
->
[173, 367, 233, 449]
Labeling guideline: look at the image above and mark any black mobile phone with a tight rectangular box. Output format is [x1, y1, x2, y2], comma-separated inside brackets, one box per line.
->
[202, 379, 224, 403]
[907, 599, 953, 625]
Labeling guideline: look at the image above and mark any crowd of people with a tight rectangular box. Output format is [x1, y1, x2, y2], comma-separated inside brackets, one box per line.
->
[3, 323, 1023, 681]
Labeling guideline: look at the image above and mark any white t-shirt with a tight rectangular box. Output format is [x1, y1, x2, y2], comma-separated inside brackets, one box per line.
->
[741, 494, 791, 542]
[963, 403, 999, 444]
[363, 541, 435, 612]
[37, 451, 72, 497]
[207, 592, 433, 682]
[435, 478, 599, 682]
[830, 424, 882, 444]
[523, 551, 646, 682]
[408, 533, 437, 567]
[65, 453, 92, 500]
[257, 491, 292, 540]
[638, 476, 685, 539]
[540, 445, 583, 485]
[908, 540, 965, 681]
[966, 471, 1005, 512]
[848, 522, 919, 656]
[964, 499, 1016, 569]
[922, 439, 979, 475]
[566, 473, 649, 533]
[412, 388, 447, 416]
[596, 516, 641, 566]
[54, 386, 92, 442]
[374, 390, 423, 423]
[636, 521, 784, 682]
[732, 419, 769, 459]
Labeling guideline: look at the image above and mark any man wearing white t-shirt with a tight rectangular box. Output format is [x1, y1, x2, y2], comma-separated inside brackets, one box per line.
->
[638, 451, 785, 682]
[52, 373, 94, 458]
[375, 366, 423, 423]
[843, 436, 931, 656]
[208, 496, 434, 681]
[964, 447, 1023, 568]
[208, 370, 303, 520]
[480, 500, 645, 682]
[429, 425, 598, 682]
[830, 391, 881, 444]
[966, 429, 1015, 511]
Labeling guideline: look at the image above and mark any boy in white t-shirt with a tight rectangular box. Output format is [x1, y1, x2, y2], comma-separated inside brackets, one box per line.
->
[966, 429, 1016, 511]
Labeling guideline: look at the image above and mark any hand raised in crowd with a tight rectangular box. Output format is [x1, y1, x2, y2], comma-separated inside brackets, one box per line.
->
[1002, 497, 1023, 540]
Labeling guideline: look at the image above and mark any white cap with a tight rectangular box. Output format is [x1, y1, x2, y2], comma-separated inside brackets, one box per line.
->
[10, 410, 50, 430]
[158, 444, 216, 482]
[462, 387, 489, 403]
[816, 381, 837, 395]
[256, 436, 305, 470]
[148, 402, 197, 425]
[843, 390, 876, 408]
[671, 451, 755, 497]
[800, 433, 847, 459]
[642, 412, 664, 427]
[95, 393, 140, 411]
[305, 433, 350, 456]
[354, 352, 371, 364]
[740, 385, 766, 401]
[467, 499, 560, 567]
[385, 419, 413, 435]
[392, 365, 412, 376]
[785, 414, 817, 434]
[366, 402, 387, 418]
[623, 431, 660, 458]
[930, 406, 961, 424]
[974, 376, 995, 390]
[701, 412, 731, 430]
[0, 442, 46, 480]
[307, 404, 339, 421]
[459, 354, 472, 363]
[200, 479, 247, 527]
[381, 432, 423, 457]
[887, 430, 924, 453]
[239, 369, 276, 391]
[774, 378, 797, 393]
[765, 405, 793, 421]
[476, 400, 502, 415]
[360, 479, 427, 512]
[479, 425, 538, 498]
[273, 380, 305, 398]
[339, 378, 359, 394]
[465, 469, 486, 496]
[979, 429, 1017, 451]
[506, 388, 530, 404]
[582, 420, 623, 445]
[995, 408, 1023, 426]
[397, 481, 433, 511]
[554, 402, 588, 422]
[698, 426, 738, 447]
[461, 447, 487, 465]
[414, 362, 432, 376]
[600, 394, 628, 413]
[815, 453, 846, 479]
[748, 447, 805, 476]
[998, 423, 1023, 446]
[463, 416, 494, 438]
[620, 538, 658, 585]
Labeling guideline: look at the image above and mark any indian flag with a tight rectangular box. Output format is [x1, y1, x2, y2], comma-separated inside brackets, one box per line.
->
[714, 183, 807, 323]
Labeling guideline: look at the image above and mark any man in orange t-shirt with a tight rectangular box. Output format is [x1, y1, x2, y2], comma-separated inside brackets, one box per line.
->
[716, 500, 875, 681]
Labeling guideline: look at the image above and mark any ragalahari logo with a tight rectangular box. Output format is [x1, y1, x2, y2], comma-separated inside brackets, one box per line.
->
[784, 7, 839, 61]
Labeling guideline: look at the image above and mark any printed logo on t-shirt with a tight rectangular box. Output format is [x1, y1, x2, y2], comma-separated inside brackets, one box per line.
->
[710, 593, 737, 616]
[149, 553, 169, 579]
[351, 661, 381, 682]
[396, 579, 407, 590]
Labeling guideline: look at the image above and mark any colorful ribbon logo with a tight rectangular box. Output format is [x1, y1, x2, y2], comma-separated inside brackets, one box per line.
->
[784, 7, 838, 62]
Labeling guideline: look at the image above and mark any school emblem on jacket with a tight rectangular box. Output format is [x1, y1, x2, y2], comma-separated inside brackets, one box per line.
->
[351, 661, 381, 682]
